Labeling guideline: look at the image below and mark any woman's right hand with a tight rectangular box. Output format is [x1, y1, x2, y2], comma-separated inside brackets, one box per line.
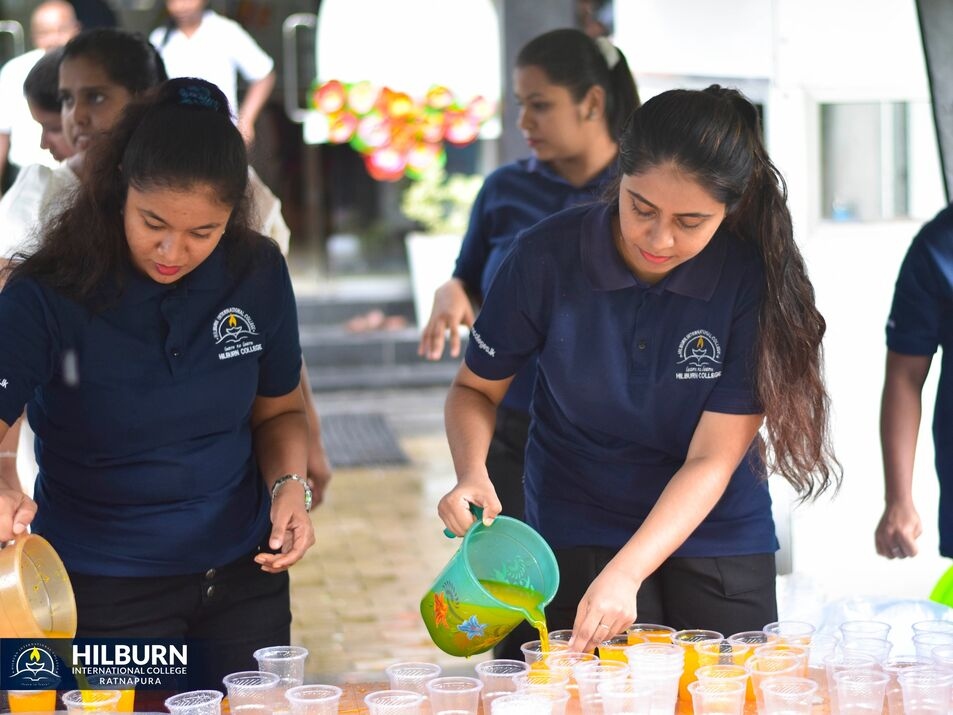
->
[0, 489, 36, 541]
[437, 471, 502, 536]
[875, 500, 922, 559]
[418, 279, 475, 361]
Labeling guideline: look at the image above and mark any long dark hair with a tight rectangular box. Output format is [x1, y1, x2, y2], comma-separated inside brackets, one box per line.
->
[617, 85, 840, 499]
[23, 46, 64, 112]
[8, 78, 256, 308]
[516, 28, 640, 140]
[61, 28, 167, 95]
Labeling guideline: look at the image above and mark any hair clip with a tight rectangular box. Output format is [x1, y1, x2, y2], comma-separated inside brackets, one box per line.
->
[177, 85, 220, 111]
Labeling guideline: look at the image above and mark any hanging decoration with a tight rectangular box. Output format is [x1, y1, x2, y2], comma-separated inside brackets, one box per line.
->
[308, 80, 496, 182]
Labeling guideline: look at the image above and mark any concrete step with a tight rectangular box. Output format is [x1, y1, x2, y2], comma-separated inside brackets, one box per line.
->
[307, 361, 460, 392]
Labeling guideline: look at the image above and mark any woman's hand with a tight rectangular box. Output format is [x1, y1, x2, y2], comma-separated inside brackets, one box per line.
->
[437, 471, 502, 536]
[418, 279, 475, 361]
[875, 500, 922, 559]
[0, 489, 36, 541]
[255, 481, 316, 573]
[568, 563, 641, 654]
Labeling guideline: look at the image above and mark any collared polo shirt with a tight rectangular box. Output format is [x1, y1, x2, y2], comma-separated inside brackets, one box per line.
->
[0, 240, 302, 576]
[466, 203, 777, 556]
[150, 10, 274, 118]
[454, 157, 616, 413]
[885, 204, 953, 556]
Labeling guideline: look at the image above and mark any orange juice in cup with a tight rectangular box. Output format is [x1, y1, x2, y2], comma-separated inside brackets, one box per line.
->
[672, 629, 723, 703]
[599, 633, 645, 662]
[8, 690, 57, 713]
[115, 689, 135, 712]
[627, 623, 676, 644]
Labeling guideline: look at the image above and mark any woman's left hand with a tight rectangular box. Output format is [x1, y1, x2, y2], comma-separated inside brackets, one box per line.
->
[567, 564, 641, 654]
[254, 483, 316, 573]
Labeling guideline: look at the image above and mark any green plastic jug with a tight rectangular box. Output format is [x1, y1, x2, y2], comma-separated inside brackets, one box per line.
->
[420, 512, 559, 657]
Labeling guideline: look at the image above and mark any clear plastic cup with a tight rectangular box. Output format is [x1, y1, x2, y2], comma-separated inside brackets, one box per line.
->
[833, 669, 890, 714]
[914, 631, 953, 660]
[882, 655, 933, 715]
[806, 633, 839, 708]
[548, 629, 575, 644]
[912, 620, 953, 636]
[626, 622, 676, 644]
[694, 639, 751, 669]
[163, 690, 224, 715]
[474, 659, 529, 708]
[62, 690, 122, 713]
[745, 651, 800, 712]
[754, 642, 809, 676]
[727, 630, 780, 649]
[425, 676, 483, 715]
[694, 663, 749, 686]
[898, 667, 953, 715]
[823, 651, 880, 714]
[840, 619, 892, 642]
[597, 678, 654, 714]
[488, 692, 552, 714]
[931, 644, 953, 669]
[384, 661, 442, 695]
[759, 676, 817, 714]
[520, 639, 569, 665]
[541, 650, 598, 692]
[763, 620, 817, 645]
[363, 689, 426, 715]
[687, 678, 745, 714]
[672, 629, 723, 701]
[572, 660, 629, 713]
[598, 633, 643, 662]
[844, 635, 894, 663]
[253, 646, 309, 692]
[283, 685, 343, 715]
[513, 669, 570, 697]
[222, 670, 281, 714]
[623, 643, 683, 714]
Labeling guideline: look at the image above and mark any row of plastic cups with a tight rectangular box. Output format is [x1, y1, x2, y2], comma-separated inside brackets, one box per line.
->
[364, 677, 484, 715]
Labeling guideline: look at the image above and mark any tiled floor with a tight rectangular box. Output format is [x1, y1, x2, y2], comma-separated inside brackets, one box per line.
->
[290, 387, 492, 684]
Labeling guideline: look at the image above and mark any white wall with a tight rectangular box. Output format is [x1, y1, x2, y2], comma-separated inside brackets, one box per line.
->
[616, 0, 952, 614]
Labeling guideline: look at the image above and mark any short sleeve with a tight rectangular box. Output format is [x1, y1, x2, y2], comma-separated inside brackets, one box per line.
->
[227, 20, 274, 82]
[0, 163, 52, 259]
[464, 238, 546, 381]
[886, 234, 948, 356]
[256, 253, 302, 397]
[247, 168, 290, 256]
[704, 260, 763, 414]
[0, 60, 19, 134]
[0, 279, 56, 425]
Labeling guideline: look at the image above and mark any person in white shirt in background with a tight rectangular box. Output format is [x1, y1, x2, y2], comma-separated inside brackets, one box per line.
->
[0, 0, 80, 193]
[150, 0, 276, 147]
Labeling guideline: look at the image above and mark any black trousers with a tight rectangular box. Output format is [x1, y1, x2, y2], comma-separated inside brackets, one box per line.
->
[70, 541, 290, 710]
[545, 546, 778, 637]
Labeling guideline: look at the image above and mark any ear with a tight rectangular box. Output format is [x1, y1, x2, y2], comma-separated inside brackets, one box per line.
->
[582, 85, 607, 121]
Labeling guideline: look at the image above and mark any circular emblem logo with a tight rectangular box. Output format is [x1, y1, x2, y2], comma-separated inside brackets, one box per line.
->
[675, 329, 723, 381]
[9, 643, 61, 688]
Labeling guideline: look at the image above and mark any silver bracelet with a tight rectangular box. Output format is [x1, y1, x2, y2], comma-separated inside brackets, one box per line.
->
[271, 473, 313, 512]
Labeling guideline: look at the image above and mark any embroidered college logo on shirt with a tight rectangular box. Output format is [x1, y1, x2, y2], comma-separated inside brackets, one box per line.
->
[675, 329, 722, 380]
[212, 307, 263, 360]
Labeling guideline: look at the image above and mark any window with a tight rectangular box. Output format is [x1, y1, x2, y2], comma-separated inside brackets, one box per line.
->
[819, 101, 944, 221]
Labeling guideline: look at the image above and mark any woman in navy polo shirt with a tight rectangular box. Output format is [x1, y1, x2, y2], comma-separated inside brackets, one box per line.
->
[438, 86, 841, 650]
[420, 28, 638, 522]
[0, 79, 313, 690]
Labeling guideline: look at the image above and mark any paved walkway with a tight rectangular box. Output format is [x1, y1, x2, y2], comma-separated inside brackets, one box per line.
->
[290, 387, 492, 683]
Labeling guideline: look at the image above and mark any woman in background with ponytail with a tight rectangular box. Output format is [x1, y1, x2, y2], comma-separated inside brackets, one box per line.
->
[0, 78, 313, 693]
[419, 27, 638, 659]
[436, 86, 841, 651]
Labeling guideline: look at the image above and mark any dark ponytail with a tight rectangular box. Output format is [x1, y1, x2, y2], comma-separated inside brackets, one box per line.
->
[516, 28, 640, 140]
[617, 85, 841, 500]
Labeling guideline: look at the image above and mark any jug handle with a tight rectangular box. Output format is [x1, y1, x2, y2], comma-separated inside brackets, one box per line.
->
[443, 505, 484, 538]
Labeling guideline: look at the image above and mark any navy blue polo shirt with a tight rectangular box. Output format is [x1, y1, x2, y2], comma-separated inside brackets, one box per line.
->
[454, 157, 616, 413]
[886, 204, 953, 556]
[465, 203, 777, 556]
[0, 240, 302, 576]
